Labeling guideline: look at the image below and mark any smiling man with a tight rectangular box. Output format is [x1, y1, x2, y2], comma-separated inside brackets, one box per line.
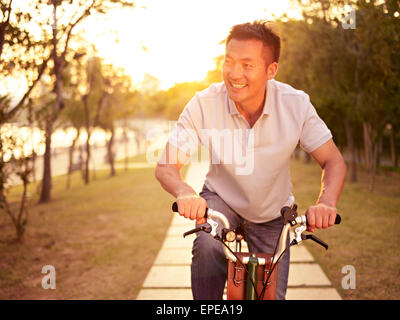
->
[155, 21, 346, 300]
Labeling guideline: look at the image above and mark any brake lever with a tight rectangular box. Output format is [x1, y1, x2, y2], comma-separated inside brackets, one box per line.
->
[302, 233, 329, 250]
[183, 224, 211, 238]
[290, 221, 329, 250]
[207, 218, 219, 237]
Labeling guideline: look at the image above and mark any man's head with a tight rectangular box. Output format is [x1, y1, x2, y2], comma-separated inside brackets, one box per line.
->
[223, 21, 280, 108]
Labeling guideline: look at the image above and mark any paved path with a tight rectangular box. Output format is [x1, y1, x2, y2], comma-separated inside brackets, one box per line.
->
[137, 161, 342, 300]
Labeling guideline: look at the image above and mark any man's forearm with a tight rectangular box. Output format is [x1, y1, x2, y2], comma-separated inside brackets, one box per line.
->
[155, 164, 197, 198]
[317, 157, 347, 207]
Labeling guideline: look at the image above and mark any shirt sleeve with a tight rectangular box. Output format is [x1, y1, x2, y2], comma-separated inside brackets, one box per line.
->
[299, 95, 333, 153]
[168, 94, 202, 156]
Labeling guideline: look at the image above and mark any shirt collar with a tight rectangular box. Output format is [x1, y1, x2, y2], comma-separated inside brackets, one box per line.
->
[227, 79, 273, 116]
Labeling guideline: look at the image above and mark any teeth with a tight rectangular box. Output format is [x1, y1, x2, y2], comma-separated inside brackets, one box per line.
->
[232, 83, 247, 89]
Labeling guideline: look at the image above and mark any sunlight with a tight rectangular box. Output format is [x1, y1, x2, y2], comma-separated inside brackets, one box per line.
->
[79, 0, 300, 90]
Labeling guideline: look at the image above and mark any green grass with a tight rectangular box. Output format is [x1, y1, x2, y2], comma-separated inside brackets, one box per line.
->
[116, 152, 150, 164]
[1, 153, 398, 300]
[0, 165, 176, 299]
[290, 158, 400, 300]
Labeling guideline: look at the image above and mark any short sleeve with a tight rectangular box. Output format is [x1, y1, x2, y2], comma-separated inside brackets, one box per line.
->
[168, 95, 202, 156]
[299, 95, 332, 153]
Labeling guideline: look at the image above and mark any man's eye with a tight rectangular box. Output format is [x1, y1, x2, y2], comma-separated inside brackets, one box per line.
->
[244, 64, 254, 68]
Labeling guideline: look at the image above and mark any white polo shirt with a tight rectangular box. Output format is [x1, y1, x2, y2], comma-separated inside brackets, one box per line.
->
[168, 79, 332, 223]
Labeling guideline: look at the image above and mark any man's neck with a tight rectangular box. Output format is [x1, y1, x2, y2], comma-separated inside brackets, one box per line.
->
[235, 88, 267, 128]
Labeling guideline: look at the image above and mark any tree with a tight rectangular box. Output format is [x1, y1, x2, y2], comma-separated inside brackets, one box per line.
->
[0, 96, 32, 242]
[34, 0, 135, 201]
[277, 0, 400, 189]
[98, 65, 137, 177]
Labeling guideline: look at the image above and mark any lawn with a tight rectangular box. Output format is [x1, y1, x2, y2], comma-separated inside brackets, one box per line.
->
[0, 164, 175, 299]
[290, 157, 400, 300]
[1, 153, 398, 300]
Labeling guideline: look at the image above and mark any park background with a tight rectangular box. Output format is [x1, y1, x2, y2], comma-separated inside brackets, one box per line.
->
[0, 0, 399, 299]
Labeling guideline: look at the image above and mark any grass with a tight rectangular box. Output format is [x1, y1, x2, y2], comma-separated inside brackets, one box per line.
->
[116, 152, 152, 164]
[1, 152, 398, 300]
[290, 157, 400, 300]
[0, 161, 177, 299]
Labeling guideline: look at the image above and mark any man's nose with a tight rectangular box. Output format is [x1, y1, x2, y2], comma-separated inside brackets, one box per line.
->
[229, 63, 244, 80]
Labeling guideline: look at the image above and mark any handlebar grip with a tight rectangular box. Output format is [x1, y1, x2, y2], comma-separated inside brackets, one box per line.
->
[171, 202, 209, 218]
[306, 214, 342, 226]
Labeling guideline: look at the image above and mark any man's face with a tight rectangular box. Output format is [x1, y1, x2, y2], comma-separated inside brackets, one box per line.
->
[223, 38, 273, 107]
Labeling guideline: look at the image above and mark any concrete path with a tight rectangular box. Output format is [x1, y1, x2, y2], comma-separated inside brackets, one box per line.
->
[137, 161, 342, 300]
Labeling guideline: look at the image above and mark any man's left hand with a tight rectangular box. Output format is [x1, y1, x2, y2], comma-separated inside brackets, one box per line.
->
[306, 203, 338, 232]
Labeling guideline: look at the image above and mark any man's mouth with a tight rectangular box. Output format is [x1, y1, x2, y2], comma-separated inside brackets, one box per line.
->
[230, 82, 247, 89]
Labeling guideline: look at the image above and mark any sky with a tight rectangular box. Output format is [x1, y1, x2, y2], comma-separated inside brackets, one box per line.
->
[1, 0, 304, 154]
[2, 0, 302, 97]
[79, 0, 302, 90]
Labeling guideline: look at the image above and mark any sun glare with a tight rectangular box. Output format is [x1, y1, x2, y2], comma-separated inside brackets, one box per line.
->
[80, 0, 297, 90]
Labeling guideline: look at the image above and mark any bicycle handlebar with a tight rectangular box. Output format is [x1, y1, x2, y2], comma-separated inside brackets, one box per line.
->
[172, 202, 341, 264]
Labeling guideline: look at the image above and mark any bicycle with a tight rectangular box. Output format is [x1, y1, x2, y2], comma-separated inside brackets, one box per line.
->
[172, 202, 341, 300]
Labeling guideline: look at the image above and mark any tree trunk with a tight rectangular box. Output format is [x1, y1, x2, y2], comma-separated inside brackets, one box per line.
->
[107, 128, 116, 176]
[363, 122, 372, 172]
[369, 142, 378, 192]
[39, 2, 64, 202]
[389, 124, 398, 167]
[84, 131, 91, 184]
[123, 128, 129, 172]
[83, 93, 91, 185]
[344, 117, 357, 182]
[66, 128, 80, 189]
[39, 118, 53, 203]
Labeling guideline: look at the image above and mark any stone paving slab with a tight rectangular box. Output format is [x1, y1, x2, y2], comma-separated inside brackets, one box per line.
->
[142, 263, 331, 289]
[154, 248, 192, 265]
[288, 264, 331, 287]
[142, 266, 191, 288]
[286, 288, 342, 300]
[136, 289, 193, 300]
[136, 287, 341, 300]
[154, 243, 313, 265]
[160, 235, 195, 249]
[289, 245, 314, 262]
[167, 225, 196, 237]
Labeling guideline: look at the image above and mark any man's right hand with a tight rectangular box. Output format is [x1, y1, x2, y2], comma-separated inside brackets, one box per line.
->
[176, 194, 207, 224]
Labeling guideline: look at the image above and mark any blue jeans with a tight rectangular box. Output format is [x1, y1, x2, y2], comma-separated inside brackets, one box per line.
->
[191, 184, 290, 300]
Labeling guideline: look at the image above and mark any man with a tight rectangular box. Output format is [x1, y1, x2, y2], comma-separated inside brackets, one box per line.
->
[155, 21, 346, 300]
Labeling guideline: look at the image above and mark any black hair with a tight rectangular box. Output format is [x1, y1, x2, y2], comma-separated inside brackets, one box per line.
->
[226, 20, 281, 63]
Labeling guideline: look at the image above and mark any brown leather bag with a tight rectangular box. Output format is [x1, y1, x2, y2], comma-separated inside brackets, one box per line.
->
[227, 252, 278, 300]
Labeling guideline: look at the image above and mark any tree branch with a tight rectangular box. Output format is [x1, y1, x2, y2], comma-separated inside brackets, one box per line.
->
[7, 54, 51, 120]
[0, 0, 13, 60]
[60, 0, 96, 64]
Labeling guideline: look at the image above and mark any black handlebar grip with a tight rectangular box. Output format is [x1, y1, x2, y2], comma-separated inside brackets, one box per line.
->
[172, 202, 209, 218]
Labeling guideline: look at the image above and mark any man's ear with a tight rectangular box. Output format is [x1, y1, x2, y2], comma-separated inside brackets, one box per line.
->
[266, 62, 278, 80]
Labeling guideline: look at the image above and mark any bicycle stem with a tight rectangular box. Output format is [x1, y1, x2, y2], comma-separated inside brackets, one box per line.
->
[272, 215, 306, 264]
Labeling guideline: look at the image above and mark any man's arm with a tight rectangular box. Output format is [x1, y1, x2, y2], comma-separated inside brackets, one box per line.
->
[306, 139, 347, 232]
[155, 143, 207, 223]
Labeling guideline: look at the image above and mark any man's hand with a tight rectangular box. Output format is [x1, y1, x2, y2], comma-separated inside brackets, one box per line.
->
[176, 194, 208, 224]
[306, 203, 338, 232]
